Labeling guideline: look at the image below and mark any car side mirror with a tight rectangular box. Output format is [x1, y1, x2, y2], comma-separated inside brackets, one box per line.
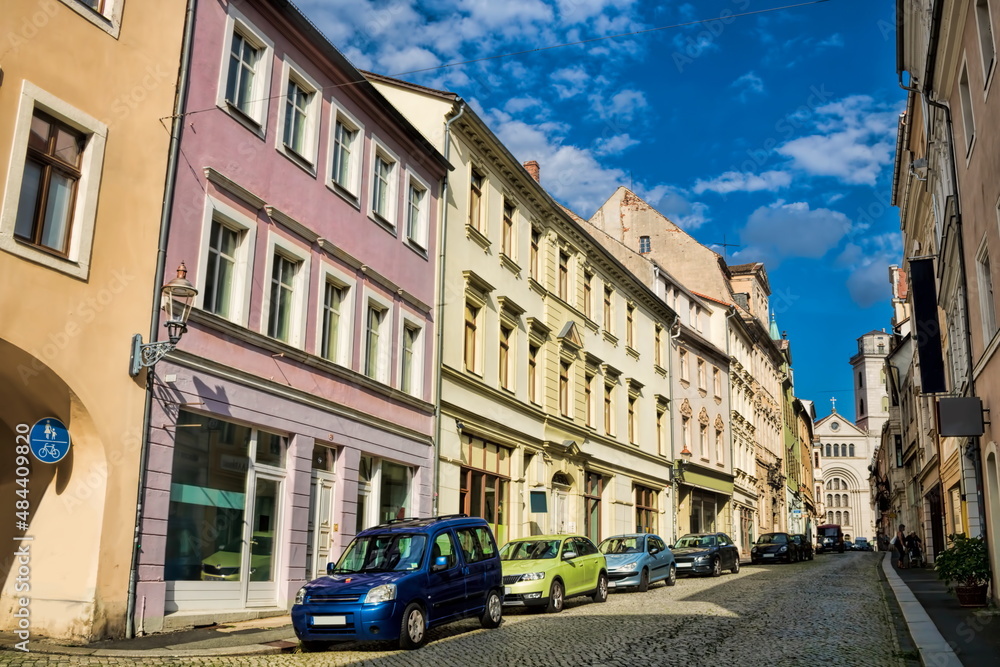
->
[650, 547, 660, 555]
[562, 551, 578, 560]
[431, 556, 449, 572]
[326, 562, 335, 576]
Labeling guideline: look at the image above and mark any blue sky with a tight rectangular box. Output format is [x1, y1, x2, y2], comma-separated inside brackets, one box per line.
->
[297, 0, 902, 423]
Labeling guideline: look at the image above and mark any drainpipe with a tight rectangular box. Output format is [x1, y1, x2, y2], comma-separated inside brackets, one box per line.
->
[431, 100, 465, 515]
[125, 0, 197, 639]
[725, 305, 741, 551]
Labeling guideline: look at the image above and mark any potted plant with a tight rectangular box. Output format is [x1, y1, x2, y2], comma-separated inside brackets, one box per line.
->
[934, 533, 992, 607]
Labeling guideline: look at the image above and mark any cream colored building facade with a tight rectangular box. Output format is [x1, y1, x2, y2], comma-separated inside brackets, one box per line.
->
[370, 77, 678, 547]
[0, 1, 186, 640]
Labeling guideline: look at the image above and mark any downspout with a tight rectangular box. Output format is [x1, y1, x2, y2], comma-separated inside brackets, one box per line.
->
[125, 0, 197, 638]
[725, 305, 741, 550]
[432, 100, 465, 515]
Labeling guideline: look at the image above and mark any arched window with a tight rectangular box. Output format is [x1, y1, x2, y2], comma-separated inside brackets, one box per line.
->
[843, 511, 850, 525]
[834, 443, 840, 457]
[826, 480, 832, 490]
[833, 478, 840, 490]
[849, 444, 855, 457]
[859, 398, 865, 415]
[882, 396, 889, 411]
[827, 511, 834, 523]
[826, 443, 831, 457]
[858, 372, 863, 387]
[836, 511, 842, 524]
[827, 494, 833, 507]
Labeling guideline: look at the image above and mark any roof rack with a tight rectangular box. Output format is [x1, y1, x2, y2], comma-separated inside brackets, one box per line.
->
[371, 513, 470, 529]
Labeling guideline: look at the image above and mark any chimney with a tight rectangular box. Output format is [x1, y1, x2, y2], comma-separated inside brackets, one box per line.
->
[523, 160, 540, 182]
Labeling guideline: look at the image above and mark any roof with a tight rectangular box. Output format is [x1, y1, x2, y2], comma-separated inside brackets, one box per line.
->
[361, 70, 458, 101]
[363, 514, 484, 532]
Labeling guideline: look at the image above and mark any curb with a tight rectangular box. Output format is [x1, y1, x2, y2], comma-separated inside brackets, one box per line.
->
[1, 638, 298, 657]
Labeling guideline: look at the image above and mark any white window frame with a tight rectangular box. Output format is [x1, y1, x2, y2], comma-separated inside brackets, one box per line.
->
[959, 60, 977, 157]
[976, 0, 997, 88]
[368, 136, 400, 229]
[404, 169, 431, 250]
[261, 233, 311, 347]
[398, 311, 424, 398]
[216, 5, 275, 135]
[59, 0, 124, 37]
[325, 103, 365, 202]
[976, 238, 997, 340]
[0, 81, 107, 280]
[275, 56, 322, 169]
[362, 288, 394, 384]
[315, 261, 356, 366]
[195, 196, 258, 325]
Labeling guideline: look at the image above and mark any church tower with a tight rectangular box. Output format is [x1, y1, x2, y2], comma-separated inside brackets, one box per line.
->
[849, 330, 891, 435]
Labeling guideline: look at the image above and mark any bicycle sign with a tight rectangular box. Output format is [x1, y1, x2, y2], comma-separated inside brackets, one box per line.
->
[28, 418, 71, 464]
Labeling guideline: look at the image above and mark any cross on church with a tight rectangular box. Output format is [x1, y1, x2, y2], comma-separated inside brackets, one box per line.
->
[830, 397, 837, 412]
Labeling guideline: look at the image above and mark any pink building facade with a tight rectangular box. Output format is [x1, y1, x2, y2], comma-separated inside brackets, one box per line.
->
[134, 0, 447, 632]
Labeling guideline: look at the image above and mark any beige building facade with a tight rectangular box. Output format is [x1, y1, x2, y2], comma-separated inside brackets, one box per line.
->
[0, 1, 187, 640]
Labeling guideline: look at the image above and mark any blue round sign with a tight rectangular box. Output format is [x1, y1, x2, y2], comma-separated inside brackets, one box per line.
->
[28, 418, 71, 464]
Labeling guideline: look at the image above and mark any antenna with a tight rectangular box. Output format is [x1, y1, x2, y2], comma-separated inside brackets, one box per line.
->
[710, 234, 742, 259]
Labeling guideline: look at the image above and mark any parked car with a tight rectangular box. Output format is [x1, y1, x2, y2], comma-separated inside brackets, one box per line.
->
[790, 534, 814, 560]
[500, 534, 608, 612]
[844, 540, 855, 551]
[751, 532, 797, 564]
[597, 533, 676, 591]
[201, 531, 273, 581]
[291, 515, 503, 651]
[854, 537, 872, 551]
[671, 532, 741, 576]
[816, 524, 845, 553]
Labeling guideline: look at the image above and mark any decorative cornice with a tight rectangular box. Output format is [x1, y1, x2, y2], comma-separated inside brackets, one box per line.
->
[204, 167, 266, 210]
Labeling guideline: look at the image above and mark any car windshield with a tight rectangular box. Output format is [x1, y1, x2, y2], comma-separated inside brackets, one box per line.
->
[820, 527, 840, 537]
[333, 534, 428, 573]
[756, 534, 787, 545]
[598, 536, 643, 554]
[499, 539, 562, 560]
[674, 535, 716, 548]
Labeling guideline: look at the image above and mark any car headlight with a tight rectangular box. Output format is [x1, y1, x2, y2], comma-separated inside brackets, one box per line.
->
[751, 547, 758, 553]
[365, 584, 397, 604]
[294, 587, 307, 605]
[618, 562, 638, 572]
[520, 571, 546, 581]
[694, 555, 708, 562]
[778, 546, 787, 552]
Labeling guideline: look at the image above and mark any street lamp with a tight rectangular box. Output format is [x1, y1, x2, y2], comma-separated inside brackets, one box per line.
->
[129, 263, 198, 376]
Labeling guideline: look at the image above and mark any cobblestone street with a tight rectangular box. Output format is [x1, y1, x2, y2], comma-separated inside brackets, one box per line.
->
[1, 553, 904, 667]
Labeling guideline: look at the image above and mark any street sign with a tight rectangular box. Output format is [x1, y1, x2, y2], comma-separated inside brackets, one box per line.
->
[28, 417, 71, 464]
[792, 509, 802, 517]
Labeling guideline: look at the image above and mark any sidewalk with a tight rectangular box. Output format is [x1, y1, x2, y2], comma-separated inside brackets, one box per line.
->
[881, 552, 1000, 666]
[0, 615, 298, 657]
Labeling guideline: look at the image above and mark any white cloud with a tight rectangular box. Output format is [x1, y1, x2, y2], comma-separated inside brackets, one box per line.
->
[734, 200, 852, 265]
[640, 185, 710, 230]
[551, 65, 591, 99]
[594, 133, 640, 156]
[776, 95, 900, 186]
[590, 88, 649, 123]
[504, 96, 544, 114]
[731, 71, 764, 101]
[693, 170, 792, 195]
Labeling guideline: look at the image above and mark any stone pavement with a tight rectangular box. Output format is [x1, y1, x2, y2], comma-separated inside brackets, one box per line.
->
[884, 553, 1000, 667]
[0, 553, 906, 666]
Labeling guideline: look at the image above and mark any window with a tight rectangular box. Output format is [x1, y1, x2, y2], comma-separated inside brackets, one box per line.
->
[328, 108, 364, 198]
[584, 271, 593, 319]
[603, 285, 614, 331]
[977, 0, 996, 80]
[502, 200, 515, 257]
[859, 398, 865, 416]
[499, 324, 513, 391]
[559, 361, 571, 417]
[584, 473, 603, 543]
[13, 111, 84, 257]
[849, 443, 855, 457]
[459, 438, 511, 544]
[635, 485, 657, 534]
[585, 373, 595, 427]
[679, 348, 690, 381]
[639, 235, 651, 254]
[604, 383, 615, 435]
[400, 324, 421, 395]
[699, 423, 708, 457]
[528, 344, 539, 403]
[464, 302, 480, 374]
[276, 59, 323, 164]
[654, 325, 663, 367]
[61, 0, 123, 36]
[558, 251, 569, 301]
[656, 408, 666, 456]
[406, 176, 429, 248]
[814, 452, 820, 467]
[320, 281, 347, 362]
[826, 443, 831, 457]
[268, 253, 299, 342]
[530, 228, 540, 280]
[977, 241, 997, 339]
[715, 428, 724, 462]
[470, 168, 485, 231]
[218, 8, 274, 130]
[282, 78, 311, 158]
[628, 395, 637, 444]
[713, 368, 722, 397]
[682, 416, 691, 454]
[626, 303, 635, 348]
[960, 64, 976, 154]
[697, 359, 707, 391]
[203, 220, 240, 318]
[364, 303, 388, 381]
[371, 147, 398, 224]
[834, 443, 839, 457]
[843, 511, 850, 525]
[826, 493, 833, 507]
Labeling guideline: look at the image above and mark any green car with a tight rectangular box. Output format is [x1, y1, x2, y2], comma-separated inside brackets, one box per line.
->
[201, 532, 274, 582]
[499, 534, 608, 612]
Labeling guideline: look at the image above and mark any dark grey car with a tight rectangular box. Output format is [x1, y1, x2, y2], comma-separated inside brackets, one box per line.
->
[671, 533, 741, 576]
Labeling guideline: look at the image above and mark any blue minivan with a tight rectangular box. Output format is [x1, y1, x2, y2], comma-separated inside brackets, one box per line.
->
[292, 515, 503, 650]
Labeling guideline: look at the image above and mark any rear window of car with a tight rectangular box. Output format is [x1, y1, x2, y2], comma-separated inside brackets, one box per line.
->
[456, 526, 498, 563]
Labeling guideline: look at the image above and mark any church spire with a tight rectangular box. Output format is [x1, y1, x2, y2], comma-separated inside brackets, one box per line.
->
[769, 311, 780, 340]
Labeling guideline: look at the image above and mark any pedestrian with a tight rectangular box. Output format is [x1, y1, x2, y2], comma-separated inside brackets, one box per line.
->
[894, 523, 907, 569]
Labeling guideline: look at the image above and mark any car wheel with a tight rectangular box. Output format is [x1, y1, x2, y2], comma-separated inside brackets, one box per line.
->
[398, 602, 426, 650]
[592, 573, 609, 603]
[638, 568, 650, 592]
[300, 641, 331, 653]
[711, 557, 722, 577]
[731, 558, 740, 574]
[666, 564, 677, 586]
[480, 589, 503, 629]
[546, 580, 564, 613]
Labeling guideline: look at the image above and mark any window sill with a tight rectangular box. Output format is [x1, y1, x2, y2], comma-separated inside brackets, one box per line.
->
[2, 236, 88, 280]
[654, 364, 667, 378]
[405, 237, 429, 259]
[500, 253, 521, 277]
[528, 277, 545, 296]
[626, 346, 639, 361]
[466, 224, 491, 252]
[698, 388, 708, 398]
[679, 378, 690, 388]
[369, 212, 398, 237]
[326, 181, 362, 210]
[58, 0, 121, 38]
[602, 330, 619, 346]
[277, 144, 318, 178]
[222, 101, 266, 139]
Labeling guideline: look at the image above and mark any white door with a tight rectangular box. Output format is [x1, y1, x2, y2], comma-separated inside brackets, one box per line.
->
[243, 473, 281, 607]
[552, 489, 568, 533]
[308, 471, 337, 579]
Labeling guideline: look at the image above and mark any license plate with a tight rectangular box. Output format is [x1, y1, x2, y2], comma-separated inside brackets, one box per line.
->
[312, 615, 347, 626]
[763, 553, 774, 558]
[677, 562, 692, 568]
